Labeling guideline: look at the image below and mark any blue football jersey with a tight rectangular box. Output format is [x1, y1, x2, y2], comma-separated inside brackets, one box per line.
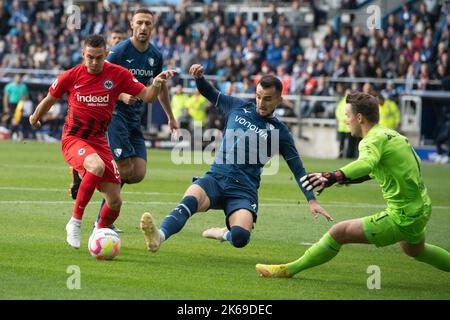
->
[210, 93, 311, 199]
[107, 38, 163, 121]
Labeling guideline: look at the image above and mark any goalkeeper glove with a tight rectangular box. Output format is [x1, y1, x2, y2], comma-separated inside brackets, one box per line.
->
[300, 170, 346, 195]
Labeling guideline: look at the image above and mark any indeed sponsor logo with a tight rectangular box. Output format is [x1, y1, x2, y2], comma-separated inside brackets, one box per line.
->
[235, 116, 268, 140]
[129, 69, 153, 77]
[76, 93, 110, 103]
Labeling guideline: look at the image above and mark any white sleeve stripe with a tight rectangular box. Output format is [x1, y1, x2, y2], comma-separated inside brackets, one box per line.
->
[215, 92, 221, 108]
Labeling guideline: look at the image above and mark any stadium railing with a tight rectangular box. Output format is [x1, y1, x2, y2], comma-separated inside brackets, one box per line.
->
[401, 91, 450, 148]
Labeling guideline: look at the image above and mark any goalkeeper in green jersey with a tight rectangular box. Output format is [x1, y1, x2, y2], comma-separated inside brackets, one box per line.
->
[256, 92, 450, 278]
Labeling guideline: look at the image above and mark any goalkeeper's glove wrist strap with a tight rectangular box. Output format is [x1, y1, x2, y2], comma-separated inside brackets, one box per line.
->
[334, 170, 345, 183]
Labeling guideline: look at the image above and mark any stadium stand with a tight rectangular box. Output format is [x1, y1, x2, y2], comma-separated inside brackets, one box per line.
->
[0, 0, 449, 160]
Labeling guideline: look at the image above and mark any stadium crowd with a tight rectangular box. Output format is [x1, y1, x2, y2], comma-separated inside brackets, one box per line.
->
[0, 0, 449, 142]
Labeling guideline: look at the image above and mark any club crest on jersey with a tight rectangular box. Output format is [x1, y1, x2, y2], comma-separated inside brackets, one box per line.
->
[114, 148, 122, 157]
[103, 80, 114, 90]
[78, 148, 86, 156]
[267, 123, 275, 130]
[148, 58, 154, 66]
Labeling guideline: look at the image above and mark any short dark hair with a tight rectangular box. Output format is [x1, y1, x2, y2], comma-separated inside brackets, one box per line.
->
[346, 92, 380, 123]
[258, 75, 283, 95]
[133, 8, 154, 17]
[84, 34, 106, 49]
[111, 28, 123, 34]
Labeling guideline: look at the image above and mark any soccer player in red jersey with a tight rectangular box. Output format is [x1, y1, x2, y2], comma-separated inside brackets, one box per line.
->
[29, 35, 176, 249]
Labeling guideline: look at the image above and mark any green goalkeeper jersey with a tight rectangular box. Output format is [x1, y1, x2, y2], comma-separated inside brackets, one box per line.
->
[340, 125, 431, 226]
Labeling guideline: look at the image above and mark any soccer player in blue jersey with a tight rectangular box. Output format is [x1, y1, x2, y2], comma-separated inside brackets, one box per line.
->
[140, 63, 332, 252]
[105, 8, 177, 183]
[70, 9, 178, 232]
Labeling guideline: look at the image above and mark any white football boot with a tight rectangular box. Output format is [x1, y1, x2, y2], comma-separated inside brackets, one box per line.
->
[66, 217, 82, 249]
[202, 227, 228, 242]
[140, 212, 161, 252]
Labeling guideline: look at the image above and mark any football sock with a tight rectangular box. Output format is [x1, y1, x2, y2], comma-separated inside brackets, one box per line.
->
[414, 243, 450, 272]
[96, 181, 126, 223]
[97, 203, 120, 229]
[287, 232, 342, 275]
[160, 196, 198, 241]
[73, 172, 102, 220]
[69, 217, 82, 225]
[224, 230, 231, 242]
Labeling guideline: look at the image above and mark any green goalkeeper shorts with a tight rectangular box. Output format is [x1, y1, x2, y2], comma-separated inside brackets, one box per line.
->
[361, 205, 431, 247]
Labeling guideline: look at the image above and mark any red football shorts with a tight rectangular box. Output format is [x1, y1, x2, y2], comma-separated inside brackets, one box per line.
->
[61, 137, 121, 186]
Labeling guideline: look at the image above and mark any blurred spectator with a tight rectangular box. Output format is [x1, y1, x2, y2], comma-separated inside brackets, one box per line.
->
[285, 1, 302, 38]
[170, 84, 191, 131]
[2, 74, 28, 137]
[0, 0, 448, 135]
[14, 93, 34, 140]
[187, 88, 208, 128]
[108, 28, 125, 49]
[378, 93, 400, 130]
[418, 63, 430, 90]
[40, 97, 64, 140]
[381, 81, 398, 101]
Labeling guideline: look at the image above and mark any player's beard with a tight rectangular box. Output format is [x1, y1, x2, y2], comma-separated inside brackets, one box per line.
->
[136, 32, 150, 43]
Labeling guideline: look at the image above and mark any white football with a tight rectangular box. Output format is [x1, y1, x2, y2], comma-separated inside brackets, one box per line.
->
[88, 228, 121, 260]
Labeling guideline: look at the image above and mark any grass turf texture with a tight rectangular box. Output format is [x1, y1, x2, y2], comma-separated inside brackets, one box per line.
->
[0, 140, 449, 299]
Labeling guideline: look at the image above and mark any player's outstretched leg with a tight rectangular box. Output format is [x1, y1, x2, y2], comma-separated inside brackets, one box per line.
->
[67, 171, 103, 249]
[141, 196, 200, 252]
[256, 232, 342, 278]
[140, 212, 161, 252]
[69, 167, 82, 200]
[410, 243, 450, 272]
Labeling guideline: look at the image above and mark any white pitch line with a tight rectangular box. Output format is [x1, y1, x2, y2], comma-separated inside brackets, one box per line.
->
[0, 200, 179, 205]
[1, 186, 449, 209]
[0, 186, 178, 196]
[0, 199, 449, 210]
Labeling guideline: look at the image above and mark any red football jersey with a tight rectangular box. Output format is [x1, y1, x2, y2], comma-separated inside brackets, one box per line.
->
[49, 61, 145, 143]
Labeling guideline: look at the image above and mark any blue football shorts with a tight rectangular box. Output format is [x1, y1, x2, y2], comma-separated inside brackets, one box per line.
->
[106, 114, 147, 162]
[192, 171, 258, 229]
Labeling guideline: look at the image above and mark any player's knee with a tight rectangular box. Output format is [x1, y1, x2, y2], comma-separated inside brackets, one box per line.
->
[230, 226, 251, 248]
[117, 161, 132, 181]
[329, 222, 346, 243]
[107, 197, 122, 211]
[400, 241, 422, 257]
[84, 155, 105, 177]
[129, 170, 146, 184]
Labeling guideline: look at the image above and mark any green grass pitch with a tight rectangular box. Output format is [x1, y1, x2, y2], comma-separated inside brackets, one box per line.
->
[0, 140, 449, 299]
